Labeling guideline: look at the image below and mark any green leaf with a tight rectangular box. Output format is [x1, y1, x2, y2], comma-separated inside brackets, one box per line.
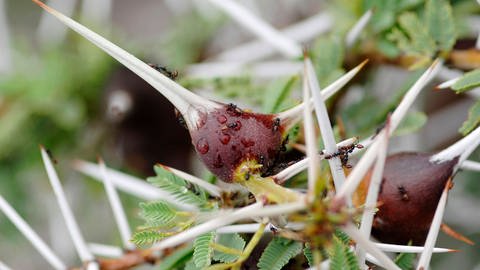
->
[148, 165, 207, 207]
[157, 244, 194, 270]
[263, 76, 299, 114]
[328, 236, 360, 270]
[131, 230, 169, 246]
[303, 243, 314, 267]
[394, 111, 427, 136]
[459, 100, 480, 135]
[213, 233, 246, 263]
[388, 12, 436, 57]
[184, 258, 201, 270]
[362, 0, 397, 33]
[452, 69, 480, 93]
[193, 231, 216, 268]
[394, 252, 416, 270]
[334, 229, 351, 246]
[257, 237, 303, 270]
[425, 0, 456, 52]
[139, 201, 178, 227]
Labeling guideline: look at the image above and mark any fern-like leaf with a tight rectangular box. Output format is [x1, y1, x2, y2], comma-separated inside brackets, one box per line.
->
[303, 243, 314, 267]
[425, 0, 456, 52]
[213, 233, 246, 263]
[395, 252, 416, 270]
[139, 201, 178, 227]
[328, 236, 360, 270]
[193, 231, 216, 268]
[148, 165, 207, 207]
[257, 237, 303, 270]
[131, 229, 169, 246]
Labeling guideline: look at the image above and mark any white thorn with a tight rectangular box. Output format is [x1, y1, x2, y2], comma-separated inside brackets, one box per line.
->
[389, 59, 443, 133]
[98, 159, 135, 250]
[417, 181, 450, 270]
[305, 57, 347, 191]
[33, 0, 220, 130]
[158, 164, 222, 198]
[375, 243, 453, 253]
[185, 61, 303, 78]
[88, 243, 123, 258]
[436, 77, 460, 89]
[214, 12, 332, 62]
[0, 193, 66, 270]
[40, 147, 96, 264]
[302, 62, 320, 199]
[278, 60, 367, 130]
[357, 121, 389, 265]
[431, 126, 480, 169]
[460, 160, 480, 171]
[72, 160, 198, 211]
[153, 201, 305, 250]
[345, 9, 373, 48]
[274, 137, 359, 183]
[36, 0, 76, 47]
[0, 261, 11, 270]
[343, 224, 401, 270]
[205, 0, 301, 58]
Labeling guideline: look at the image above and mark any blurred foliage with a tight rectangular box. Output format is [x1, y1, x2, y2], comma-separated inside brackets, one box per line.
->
[0, 37, 116, 232]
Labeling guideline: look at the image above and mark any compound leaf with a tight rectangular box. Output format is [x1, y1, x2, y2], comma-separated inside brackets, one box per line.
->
[257, 237, 303, 270]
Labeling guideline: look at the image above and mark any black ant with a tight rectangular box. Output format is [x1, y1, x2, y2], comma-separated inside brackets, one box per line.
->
[226, 103, 242, 116]
[46, 149, 58, 164]
[397, 185, 409, 201]
[148, 63, 178, 80]
[324, 141, 363, 168]
[272, 118, 281, 132]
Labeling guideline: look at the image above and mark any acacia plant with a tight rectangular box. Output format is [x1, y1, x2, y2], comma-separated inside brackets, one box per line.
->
[1, 0, 480, 269]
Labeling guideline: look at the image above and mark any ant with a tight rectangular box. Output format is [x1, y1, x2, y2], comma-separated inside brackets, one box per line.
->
[397, 185, 409, 201]
[148, 63, 178, 80]
[324, 140, 364, 168]
[272, 118, 281, 132]
[226, 103, 242, 116]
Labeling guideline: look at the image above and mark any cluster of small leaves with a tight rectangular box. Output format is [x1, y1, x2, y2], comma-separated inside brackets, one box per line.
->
[147, 165, 209, 208]
[388, 0, 456, 65]
[257, 237, 303, 270]
[449, 69, 480, 135]
[132, 166, 211, 246]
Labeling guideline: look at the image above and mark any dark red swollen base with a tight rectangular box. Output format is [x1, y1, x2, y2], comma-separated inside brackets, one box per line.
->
[189, 104, 284, 182]
[372, 152, 458, 245]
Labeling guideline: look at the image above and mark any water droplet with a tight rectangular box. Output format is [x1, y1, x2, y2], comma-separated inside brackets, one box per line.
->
[217, 115, 227, 124]
[241, 138, 255, 147]
[196, 138, 209, 154]
[213, 154, 224, 168]
[219, 133, 231, 145]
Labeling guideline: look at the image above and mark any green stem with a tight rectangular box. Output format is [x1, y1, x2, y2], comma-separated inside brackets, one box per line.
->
[210, 243, 243, 256]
